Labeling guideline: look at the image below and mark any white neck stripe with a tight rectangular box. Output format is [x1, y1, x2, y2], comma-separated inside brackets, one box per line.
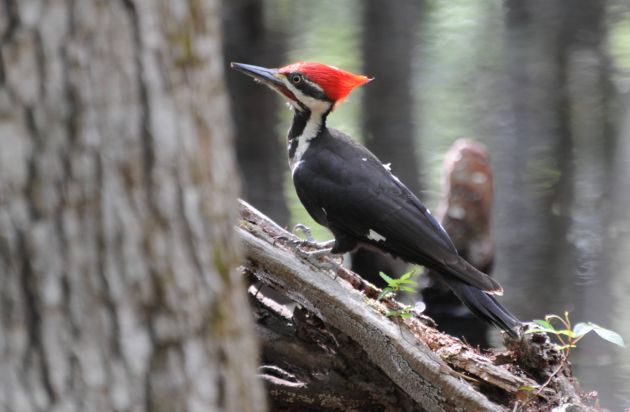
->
[286, 81, 333, 171]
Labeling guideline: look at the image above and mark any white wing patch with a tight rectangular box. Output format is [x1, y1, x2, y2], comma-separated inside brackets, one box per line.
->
[367, 229, 386, 242]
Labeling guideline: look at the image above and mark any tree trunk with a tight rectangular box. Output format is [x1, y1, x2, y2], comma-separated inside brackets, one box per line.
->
[353, 0, 424, 285]
[500, 0, 612, 318]
[0, 1, 265, 411]
[221, 0, 290, 227]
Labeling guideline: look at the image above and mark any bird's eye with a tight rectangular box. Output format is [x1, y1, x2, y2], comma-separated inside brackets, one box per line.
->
[290, 74, 302, 85]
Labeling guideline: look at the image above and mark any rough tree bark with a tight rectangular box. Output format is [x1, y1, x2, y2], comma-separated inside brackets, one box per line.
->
[0, 1, 264, 411]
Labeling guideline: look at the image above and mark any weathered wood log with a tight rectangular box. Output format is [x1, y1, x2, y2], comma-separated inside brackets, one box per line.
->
[237, 199, 602, 411]
[248, 286, 419, 411]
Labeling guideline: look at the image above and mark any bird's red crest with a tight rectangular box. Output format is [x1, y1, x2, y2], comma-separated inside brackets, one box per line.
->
[279, 62, 371, 105]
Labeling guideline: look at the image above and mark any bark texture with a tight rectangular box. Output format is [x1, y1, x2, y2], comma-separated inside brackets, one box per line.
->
[238, 200, 601, 411]
[0, 1, 264, 411]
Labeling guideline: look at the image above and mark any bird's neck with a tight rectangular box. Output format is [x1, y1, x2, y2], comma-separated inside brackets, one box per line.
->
[287, 102, 331, 172]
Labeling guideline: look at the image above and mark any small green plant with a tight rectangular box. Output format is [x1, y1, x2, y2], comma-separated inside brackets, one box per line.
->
[526, 311, 625, 355]
[516, 312, 625, 407]
[377, 271, 417, 301]
[386, 305, 414, 319]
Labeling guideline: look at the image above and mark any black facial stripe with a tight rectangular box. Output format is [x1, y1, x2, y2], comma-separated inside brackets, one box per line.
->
[300, 80, 331, 101]
[288, 72, 332, 102]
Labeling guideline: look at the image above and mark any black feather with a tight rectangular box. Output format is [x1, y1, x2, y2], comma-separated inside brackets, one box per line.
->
[443, 277, 520, 337]
[292, 126, 520, 335]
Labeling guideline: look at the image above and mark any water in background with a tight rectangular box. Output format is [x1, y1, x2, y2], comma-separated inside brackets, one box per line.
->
[256, 0, 630, 408]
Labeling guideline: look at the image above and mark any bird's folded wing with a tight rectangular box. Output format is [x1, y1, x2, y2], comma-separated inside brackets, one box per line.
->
[319, 163, 502, 293]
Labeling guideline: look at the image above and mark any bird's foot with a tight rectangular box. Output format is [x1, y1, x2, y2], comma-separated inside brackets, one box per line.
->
[295, 247, 338, 270]
[293, 223, 315, 242]
[275, 224, 341, 270]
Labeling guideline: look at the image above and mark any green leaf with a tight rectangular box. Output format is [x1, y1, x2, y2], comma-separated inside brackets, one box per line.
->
[379, 272, 394, 285]
[534, 319, 555, 331]
[386, 306, 414, 318]
[399, 271, 413, 281]
[572, 322, 594, 338]
[526, 327, 573, 337]
[401, 286, 416, 293]
[518, 385, 537, 392]
[389, 280, 402, 287]
[555, 329, 574, 338]
[398, 278, 418, 286]
[525, 329, 554, 335]
[377, 288, 392, 301]
[592, 325, 626, 347]
[545, 314, 566, 326]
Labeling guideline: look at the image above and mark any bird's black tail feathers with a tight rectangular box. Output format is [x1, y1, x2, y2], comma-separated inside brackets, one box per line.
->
[443, 276, 521, 337]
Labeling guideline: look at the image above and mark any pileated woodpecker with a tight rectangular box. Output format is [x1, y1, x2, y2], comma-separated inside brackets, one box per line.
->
[231, 61, 521, 337]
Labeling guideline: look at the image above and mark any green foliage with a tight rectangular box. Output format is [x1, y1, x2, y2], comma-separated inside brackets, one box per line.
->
[386, 305, 414, 319]
[517, 385, 537, 393]
[526, 312, 625, 356]
[377, 271, 418, 301]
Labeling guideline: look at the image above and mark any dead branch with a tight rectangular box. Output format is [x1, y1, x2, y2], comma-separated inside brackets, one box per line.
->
[237, 200, 599, 411]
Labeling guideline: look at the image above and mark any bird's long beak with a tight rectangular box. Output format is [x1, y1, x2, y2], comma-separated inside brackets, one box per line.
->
[231, 63, 281, 85]
[230, 62, 297, 102]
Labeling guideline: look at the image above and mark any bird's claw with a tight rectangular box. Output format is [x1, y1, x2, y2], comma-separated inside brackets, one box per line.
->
[296, 248, 339, 270]
[274, 235, 306, 248]
[277, 223, 332, 250]
[293, 223, 315, 243]
[274, 229, 341, 270]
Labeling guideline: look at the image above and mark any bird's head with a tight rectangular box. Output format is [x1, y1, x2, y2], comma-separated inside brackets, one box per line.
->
[231, 61, 371, 112]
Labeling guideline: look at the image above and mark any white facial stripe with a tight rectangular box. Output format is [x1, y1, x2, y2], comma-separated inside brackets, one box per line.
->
[291, 115, 320, 169]
[285, 80, 331, 112]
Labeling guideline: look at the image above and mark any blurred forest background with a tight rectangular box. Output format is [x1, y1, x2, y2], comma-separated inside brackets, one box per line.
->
[223, 0, 630, 409]
[1, 0, 629, 410]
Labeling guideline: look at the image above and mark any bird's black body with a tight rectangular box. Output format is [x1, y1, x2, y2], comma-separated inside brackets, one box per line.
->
[231, 61, 521, 337]
[293, 125, 520, 336]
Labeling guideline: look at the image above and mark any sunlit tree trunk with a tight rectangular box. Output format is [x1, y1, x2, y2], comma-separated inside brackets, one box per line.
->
[0, 0, 265, 410]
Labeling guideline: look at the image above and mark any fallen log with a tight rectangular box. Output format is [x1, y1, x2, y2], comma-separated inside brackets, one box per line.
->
[237, 200, 599, 411]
